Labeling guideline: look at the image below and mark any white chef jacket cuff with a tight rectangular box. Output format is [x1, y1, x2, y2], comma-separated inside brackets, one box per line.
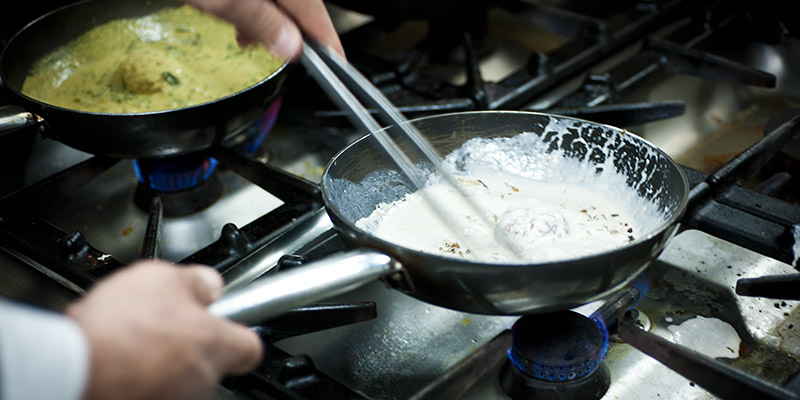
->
[0, 298, 89, 400]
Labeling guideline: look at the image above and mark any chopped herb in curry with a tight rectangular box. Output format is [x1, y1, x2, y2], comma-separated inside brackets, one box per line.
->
[21, 5, 284, 113]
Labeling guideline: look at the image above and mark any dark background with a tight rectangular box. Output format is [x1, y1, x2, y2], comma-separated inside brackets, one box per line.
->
[1, 0, 79, 42]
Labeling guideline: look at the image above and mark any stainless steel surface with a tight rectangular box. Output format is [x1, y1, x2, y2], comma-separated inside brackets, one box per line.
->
[409, 329, 513, 400]
[211, 249, 400, 324]
[459, 230, 800, 400]
[322, 111, 688, 315]
[38, 160, 283, 263]
[275, 278, 517, 399]
[269, 230, 800, 399]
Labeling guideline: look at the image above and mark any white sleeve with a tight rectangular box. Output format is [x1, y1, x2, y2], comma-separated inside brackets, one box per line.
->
[0, 298, 89, 400]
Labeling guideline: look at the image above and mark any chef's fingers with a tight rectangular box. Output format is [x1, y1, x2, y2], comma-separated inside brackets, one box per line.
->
[276, 0, 345, 58]
[183, 0, 301, 60]
[215, 320, 264, 375]
[177, 265, 224, 305]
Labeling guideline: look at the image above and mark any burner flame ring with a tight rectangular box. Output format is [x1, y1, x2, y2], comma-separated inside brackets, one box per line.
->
[507, 311, 609, 382]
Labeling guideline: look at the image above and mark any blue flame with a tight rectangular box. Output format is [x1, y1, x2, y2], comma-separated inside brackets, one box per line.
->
[630, 269, 651, 301]
[590, 315, 610, 364]
[133, 156, 218, 192]
[508, 347, 602, 382]
[243, 95, 283, 155]
[506, 315, 609, 383]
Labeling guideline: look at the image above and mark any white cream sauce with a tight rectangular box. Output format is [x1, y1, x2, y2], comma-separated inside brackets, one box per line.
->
[667, 316, 741, 359]
[356, 170, 639, 263]
[352, 126, 670, 264]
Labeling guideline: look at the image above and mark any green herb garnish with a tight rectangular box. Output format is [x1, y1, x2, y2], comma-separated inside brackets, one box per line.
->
[162, 72, 181, 86]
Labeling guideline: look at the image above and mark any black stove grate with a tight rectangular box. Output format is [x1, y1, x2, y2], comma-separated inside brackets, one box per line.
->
[0, 144, 325, 287]
[282, 0, 702, 126]
[226, 303, 377, 400]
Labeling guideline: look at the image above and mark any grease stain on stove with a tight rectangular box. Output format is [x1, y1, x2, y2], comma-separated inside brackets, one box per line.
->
[667, 315, 742, 359]
[603, 343, 633, 362]
[622, 231, 800, 393]
[777, 306, 800, 362]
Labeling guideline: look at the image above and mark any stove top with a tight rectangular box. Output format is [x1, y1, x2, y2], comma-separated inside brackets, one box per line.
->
[2, 0, 800, 399]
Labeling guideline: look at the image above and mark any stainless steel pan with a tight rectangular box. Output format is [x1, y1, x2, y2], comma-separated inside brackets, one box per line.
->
[212, 111, 689, 323]
[0, 0, 288, 159]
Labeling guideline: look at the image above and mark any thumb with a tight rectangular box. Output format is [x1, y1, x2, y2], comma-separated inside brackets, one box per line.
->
[185, 0, 302, 60]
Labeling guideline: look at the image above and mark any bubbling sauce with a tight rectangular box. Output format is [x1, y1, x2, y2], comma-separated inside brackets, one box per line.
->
[353, 129, 668, 264]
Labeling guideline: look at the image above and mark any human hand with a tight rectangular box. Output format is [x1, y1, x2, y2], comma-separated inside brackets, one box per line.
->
[67, 260, 262, 400]
[184, 0, 344, 60]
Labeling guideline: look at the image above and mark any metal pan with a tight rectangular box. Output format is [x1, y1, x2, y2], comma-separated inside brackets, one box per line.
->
[211, 111, 689, 323]
[0, 0, 288, 159]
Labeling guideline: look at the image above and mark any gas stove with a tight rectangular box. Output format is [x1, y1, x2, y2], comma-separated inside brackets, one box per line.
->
[2, 0, 800, 399]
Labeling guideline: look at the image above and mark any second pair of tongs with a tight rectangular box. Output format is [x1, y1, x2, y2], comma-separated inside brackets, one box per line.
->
[299, 40, 522, 260]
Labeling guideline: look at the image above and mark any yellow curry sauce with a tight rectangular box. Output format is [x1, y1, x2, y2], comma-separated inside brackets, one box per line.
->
[21, 5, 283, 113]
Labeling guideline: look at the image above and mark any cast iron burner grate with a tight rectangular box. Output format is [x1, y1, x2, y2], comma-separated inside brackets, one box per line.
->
[224, 301, 377, 399]
[281, 0, 704, 126]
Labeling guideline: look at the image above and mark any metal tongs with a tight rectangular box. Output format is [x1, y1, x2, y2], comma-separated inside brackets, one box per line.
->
[210, 42, 522, 324]
[299, 40, 522, 260]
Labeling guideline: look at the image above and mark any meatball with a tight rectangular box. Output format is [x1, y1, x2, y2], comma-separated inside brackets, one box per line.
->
[495, 203, 568, 251]
[117, 48, 183, 94]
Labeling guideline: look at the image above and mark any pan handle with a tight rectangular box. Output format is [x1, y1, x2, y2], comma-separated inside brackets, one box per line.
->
[0, 105, 43, 136]
[209, 249, 401, 325]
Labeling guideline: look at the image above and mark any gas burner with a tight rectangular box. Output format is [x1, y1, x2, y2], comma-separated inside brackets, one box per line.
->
[133, 153, 218, 192]
[128, 98, 283, 213]
[132, 153, 222, 216]
[500, 311, 610, 400]
[133, 174, 223, 217]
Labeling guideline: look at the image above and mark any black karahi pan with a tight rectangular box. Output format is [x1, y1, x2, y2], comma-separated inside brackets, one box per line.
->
[0, 0, 288, 159]
[211, 111, 689, 323]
